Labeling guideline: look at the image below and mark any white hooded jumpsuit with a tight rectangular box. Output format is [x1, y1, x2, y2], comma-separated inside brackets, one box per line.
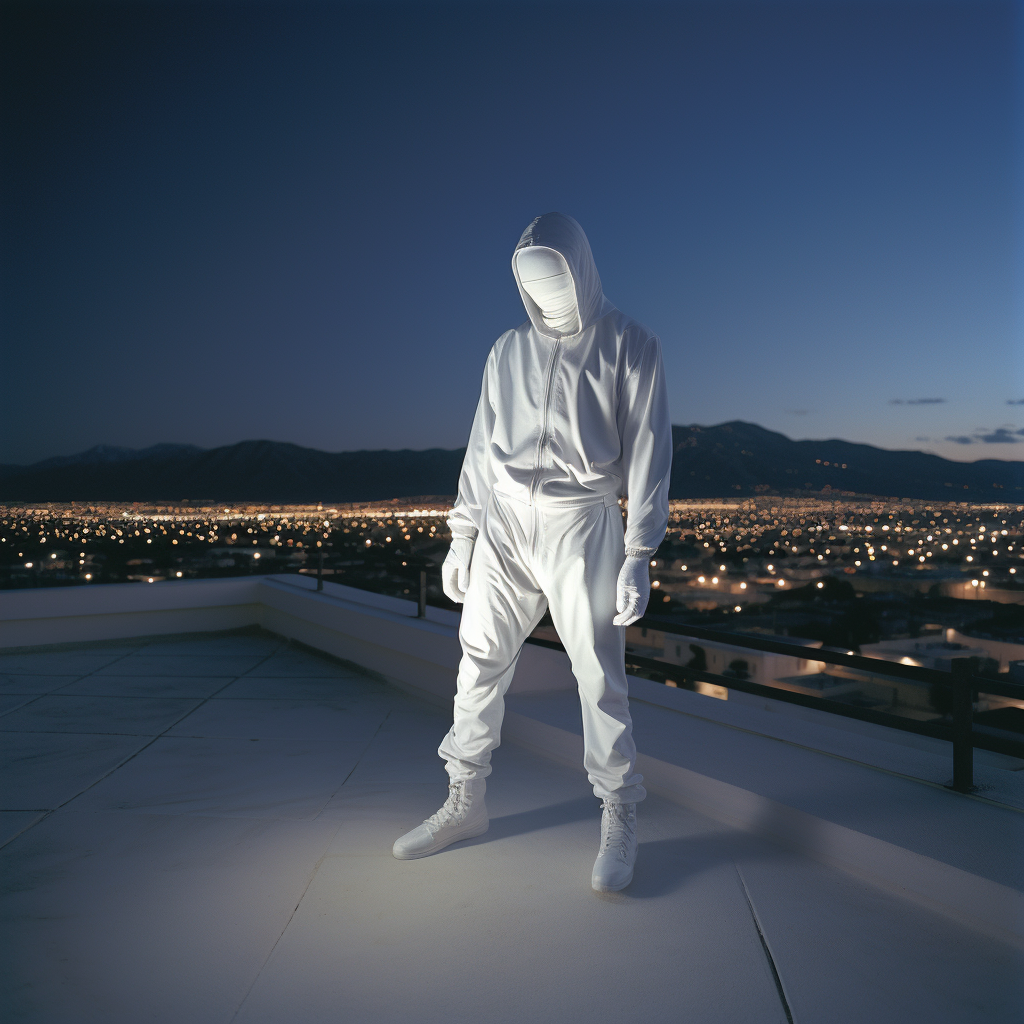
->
[437, 212, 672, 804]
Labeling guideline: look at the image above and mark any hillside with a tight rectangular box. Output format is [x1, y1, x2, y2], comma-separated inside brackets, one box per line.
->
[1, 423, 1020, 503]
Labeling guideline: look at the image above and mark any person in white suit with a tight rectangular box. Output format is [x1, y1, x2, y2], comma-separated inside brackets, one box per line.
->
[393, 212, 671, 892]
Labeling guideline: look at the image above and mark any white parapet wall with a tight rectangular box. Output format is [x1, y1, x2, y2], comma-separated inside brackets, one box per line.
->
[0, 574, 577, 703]
[0, 576, 265, 649]
[1, 574, 1020, 948]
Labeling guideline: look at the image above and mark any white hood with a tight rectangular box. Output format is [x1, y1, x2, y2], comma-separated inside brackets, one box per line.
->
[512, 212, 615, 339]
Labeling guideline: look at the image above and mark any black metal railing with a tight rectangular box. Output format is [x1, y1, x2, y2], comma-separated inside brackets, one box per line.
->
[527, 614, 1024, 795]
[298, 570, 1024, 796]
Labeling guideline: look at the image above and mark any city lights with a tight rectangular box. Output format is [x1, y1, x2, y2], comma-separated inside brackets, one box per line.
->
[0, 499, 1022, 629]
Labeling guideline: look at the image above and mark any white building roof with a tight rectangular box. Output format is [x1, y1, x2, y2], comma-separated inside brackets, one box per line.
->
[0, 580, 1021, 1021]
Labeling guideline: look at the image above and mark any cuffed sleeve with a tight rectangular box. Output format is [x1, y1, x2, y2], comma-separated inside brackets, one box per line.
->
[447, 346, 499, 545]
[618, 335, 672, 553]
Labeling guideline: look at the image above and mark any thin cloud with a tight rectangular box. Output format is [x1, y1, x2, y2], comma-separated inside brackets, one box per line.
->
[976, 429, 1020, 443]
[891, 398, 946, 405]
[1008, 399, 1024, 405]
[947, 426, 1024, 445]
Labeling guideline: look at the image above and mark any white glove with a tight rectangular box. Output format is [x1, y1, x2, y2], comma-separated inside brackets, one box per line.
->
[613, 555, 651, 626]
[442, 538, 475, 604]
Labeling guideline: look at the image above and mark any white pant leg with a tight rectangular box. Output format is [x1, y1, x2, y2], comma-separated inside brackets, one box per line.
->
[538, 500, 646, 804]
[438, 495, 547, 783]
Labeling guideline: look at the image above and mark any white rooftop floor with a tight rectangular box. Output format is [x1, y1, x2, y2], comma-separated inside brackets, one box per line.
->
[0, 630, 1021, 1023]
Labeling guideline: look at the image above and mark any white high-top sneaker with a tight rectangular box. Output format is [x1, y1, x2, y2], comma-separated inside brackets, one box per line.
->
[591, 800, 638, 892]
[392, 778, 489, 860]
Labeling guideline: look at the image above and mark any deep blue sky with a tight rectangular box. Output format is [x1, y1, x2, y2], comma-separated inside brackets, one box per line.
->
[2, 0, 1021, 466]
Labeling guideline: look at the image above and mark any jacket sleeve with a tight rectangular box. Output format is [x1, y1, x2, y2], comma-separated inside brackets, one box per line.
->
[617, 334, 672, 555]
[447, 345, 499, 547]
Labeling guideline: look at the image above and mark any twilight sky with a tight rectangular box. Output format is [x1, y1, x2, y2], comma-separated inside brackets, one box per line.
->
[2, 0, 1021, 466]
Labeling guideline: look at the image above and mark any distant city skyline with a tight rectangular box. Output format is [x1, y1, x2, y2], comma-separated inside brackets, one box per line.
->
[3, 0, 1021, 467]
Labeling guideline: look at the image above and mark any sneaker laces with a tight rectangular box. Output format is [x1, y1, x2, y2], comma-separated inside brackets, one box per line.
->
[599, 800, 636, 862]
[424, 782, 466, 833]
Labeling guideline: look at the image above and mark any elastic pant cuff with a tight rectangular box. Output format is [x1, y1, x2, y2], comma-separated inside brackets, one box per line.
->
[594, 783, 647, 804]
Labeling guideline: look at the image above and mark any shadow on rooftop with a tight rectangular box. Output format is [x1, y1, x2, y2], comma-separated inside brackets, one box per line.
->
[465, 794, 787, 901]
[482, 795, 596, 843]
[628, 831, 783, 901]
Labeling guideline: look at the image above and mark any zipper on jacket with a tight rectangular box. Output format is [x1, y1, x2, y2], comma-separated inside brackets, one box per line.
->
[530, 338, 561, 505]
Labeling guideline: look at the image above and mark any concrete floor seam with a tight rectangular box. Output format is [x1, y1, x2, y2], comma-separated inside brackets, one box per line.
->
[317, 708, 396, 814]
[228, 823, 344, 1024]
[736, 862, 796, 1024]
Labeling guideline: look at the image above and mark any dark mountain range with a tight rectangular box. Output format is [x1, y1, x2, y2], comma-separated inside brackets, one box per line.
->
[0, 439, 466, 504]
[669, 422, 1022, 500]
[2, 443, 205, 475]
[0, 422, 1021, 503]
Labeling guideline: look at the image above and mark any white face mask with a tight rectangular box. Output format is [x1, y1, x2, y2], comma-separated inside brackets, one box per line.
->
[515, 247, 581, 335]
